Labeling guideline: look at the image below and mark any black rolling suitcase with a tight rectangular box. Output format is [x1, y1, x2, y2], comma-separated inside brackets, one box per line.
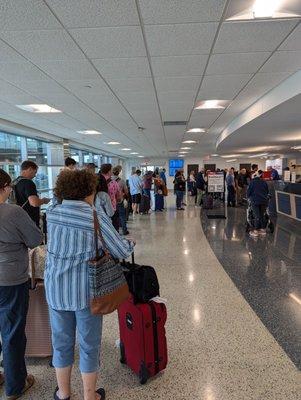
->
[140, 194, 150, 214]
[203, 194, 213, 209]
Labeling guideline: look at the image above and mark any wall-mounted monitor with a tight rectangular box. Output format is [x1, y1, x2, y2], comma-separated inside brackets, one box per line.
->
[169, 159, 184, 177]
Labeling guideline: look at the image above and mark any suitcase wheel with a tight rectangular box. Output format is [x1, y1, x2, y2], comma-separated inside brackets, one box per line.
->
[120, 342, 126, 364]
[139, 362, 149, 385]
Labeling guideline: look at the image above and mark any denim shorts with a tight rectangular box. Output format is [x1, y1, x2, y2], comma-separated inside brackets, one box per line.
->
[49, 307, 103, 373]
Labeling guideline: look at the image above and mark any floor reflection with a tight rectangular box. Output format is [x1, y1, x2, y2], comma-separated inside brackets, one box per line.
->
[201, 207, 301, 369]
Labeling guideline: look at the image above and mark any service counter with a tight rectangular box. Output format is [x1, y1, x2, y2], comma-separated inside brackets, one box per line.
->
[275, 182, 301, 222]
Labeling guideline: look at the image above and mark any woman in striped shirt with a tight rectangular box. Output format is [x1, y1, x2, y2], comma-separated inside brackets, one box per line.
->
[45, 170, 134, 400]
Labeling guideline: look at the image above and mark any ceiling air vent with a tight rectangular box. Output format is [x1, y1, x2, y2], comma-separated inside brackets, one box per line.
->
[163, 121, 187, 126]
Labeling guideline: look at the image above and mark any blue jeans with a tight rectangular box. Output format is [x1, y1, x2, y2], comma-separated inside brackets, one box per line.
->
[252, 204, 266, 230]
[49, 307, 103, 373]
[117, 202, 128, 234]
[0, 281, 29, 396]
[175, 190, 184, 208]
[155, 194, 164, 210]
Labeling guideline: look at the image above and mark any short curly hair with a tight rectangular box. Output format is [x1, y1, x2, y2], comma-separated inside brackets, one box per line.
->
[54, 169, 98, 201]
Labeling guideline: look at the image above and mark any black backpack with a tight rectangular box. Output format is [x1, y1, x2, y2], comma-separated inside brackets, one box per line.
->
[122, 255, 160, 304]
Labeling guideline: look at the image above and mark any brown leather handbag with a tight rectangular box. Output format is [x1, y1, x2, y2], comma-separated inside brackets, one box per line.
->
[89, 210, 130, 315]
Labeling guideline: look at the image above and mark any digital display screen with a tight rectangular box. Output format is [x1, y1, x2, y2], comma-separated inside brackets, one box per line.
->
[169, 159, 184, 177]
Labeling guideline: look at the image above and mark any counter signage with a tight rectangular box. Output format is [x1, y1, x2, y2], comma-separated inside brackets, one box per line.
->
[284, 170, 291, 182]
[208, 172, 224, 193]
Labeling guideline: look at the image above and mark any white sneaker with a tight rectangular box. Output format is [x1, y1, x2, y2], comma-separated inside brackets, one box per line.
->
[249, 230, 259, 237]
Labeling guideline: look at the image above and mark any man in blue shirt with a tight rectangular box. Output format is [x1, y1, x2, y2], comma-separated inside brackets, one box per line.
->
[159, 168, 167, 186]
[267, 166, 280, 180]
[128, 170, 142, 215]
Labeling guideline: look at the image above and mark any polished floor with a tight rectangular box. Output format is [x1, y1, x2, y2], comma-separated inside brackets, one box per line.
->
[2, 197, 301, 399]
[201, 203, 301, 371]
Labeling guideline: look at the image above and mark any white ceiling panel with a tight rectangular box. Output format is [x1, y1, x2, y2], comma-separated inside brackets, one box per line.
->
[117, 91, 157, 104]
[151, 55, 208, 77]
[0, 61, 48, 82]
[0, 40, 25, 62]
[69, 27, 146, 58]
[126, 102, 159, 113]
[260, 51, 301, 73]
[92, 57, 151, 79]
[139, 0, 226, 24]
[145, 23, 218, 56]
[57, 79, 110, 96]
[0, 80, 31, 97]
[214, 20, 298, 53]
[161, 109, 191, 121]
[0, 0, 61, 31]
[206, 52, 271, 75]
[189, 110, 223, 127]
[107, 78, 154, 92]
[0, 93, 40, 105]
[198, 74, 252, 99]
[37, 60, 99, 81]
[158, 91, 196, 103]
[0, 30, 85, 62]
[155, 76, 200, 92]
[13, 80, 71, 97]
[279, 23, 301, 51]
[46, 0, 139, 28]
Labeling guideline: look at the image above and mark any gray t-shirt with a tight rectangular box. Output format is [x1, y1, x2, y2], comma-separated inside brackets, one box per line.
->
[0, 203, 43, 286]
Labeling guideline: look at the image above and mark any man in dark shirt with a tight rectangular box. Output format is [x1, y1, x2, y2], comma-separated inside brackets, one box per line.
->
[15, 161, 50, 227]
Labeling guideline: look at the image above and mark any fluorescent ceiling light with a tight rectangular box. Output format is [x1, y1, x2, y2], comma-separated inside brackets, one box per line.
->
[138, 156, 144, 158]
[226, 159, 237, 163]
[194, 100, 228, 110]
[179, 151, 188, 154]
[289, 293, 301, 306]
[106, 141, 120, 145]
[186, 128, 206, 133]
[249, 153, 268, 158]
[211, 154, 219, 157]
[179, 155, 185, 157]
[183, 140, 196, 144]
[221, 154, 239, 158]
[181, 147, 191, 150]
[120, 148, 131, 151]
[253, 0, 281, 19]
[78, 130, 102, 135]
[17, 104, 62, 113]
[130, 152, 139, 155]
[291, 145, 301, 150]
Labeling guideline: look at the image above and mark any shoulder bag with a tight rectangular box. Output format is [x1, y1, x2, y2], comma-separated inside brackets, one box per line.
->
[89, 209, 130, 315]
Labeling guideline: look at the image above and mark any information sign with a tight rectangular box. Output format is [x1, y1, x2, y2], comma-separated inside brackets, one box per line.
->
[208, 172, 224, 193]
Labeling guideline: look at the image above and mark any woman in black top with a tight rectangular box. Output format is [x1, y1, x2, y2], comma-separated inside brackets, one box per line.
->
[174, 171, 186, 210]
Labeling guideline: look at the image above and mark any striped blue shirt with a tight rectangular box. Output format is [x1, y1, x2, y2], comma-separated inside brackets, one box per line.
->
[44, 200, 134, 311]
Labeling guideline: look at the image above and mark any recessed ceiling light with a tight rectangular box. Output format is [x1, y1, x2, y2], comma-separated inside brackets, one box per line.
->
[120, 148, 131, 151]
[194, 100, 229, 110]
[211, 154, 219, 157]
[130, 152, 139, 155]
[291, 145, 301, 150]
[17, 104, 62, 113]
[179, 151, 188, 154]
[138, 156, 144, 158]
[105, 141, 120, 145]
[183, 140, 196, 144]
[186, 128, 206, 133]
[252, 0, 281, 18]
[226, 159, 237, 163]
[249, 153, 268, 158]
[179, 155, 185, 157]
[221, 154, 240, 158]
[181, 147, 191, 150]
[78, 130, 102, 135]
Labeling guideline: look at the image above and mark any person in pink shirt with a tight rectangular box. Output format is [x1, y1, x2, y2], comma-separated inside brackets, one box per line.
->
[100, 164, 122, 231]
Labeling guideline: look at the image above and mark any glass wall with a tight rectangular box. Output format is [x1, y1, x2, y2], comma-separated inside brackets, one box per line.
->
[0, 131, 22, 163]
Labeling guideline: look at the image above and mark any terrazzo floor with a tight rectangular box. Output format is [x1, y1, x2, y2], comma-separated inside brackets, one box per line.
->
[2, 198, 300, 399]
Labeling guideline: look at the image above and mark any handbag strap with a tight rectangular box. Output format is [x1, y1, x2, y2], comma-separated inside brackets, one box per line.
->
[93, 209, 109, 257]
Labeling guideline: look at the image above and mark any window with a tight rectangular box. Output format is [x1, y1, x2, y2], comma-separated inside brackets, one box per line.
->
[0, 131, 22, 163]
[26, 138, 48, 165]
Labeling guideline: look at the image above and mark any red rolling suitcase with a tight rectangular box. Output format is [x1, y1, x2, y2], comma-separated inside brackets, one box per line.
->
[118, 297, 167, 384]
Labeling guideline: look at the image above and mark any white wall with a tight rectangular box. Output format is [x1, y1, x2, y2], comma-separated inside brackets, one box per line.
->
[124, 156, 266, 189]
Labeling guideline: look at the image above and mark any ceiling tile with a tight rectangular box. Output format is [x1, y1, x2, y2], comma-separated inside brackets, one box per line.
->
[161, 109, 190, 121]
[0, 61, 48, 82]
[92, 57, 151, 79]
[260, 51, 301, 73]
[206, 52, 271, 75]
[0, 40, 25, 62]
[14, 80, 71, 97]
[198, 74, 252, 99]
[214, 20, 298, 53]
[155, 76, 200, 92]
[0, 30, 85, 61]
[117, 91, 157, 104]
[158, 91, 196, 103]
[139, 0, 226, 24]
[46, 0, 139, 28]
[145, 23, 218, 56]
[107, 78, 154, 92]
[151, 55, 208, 77]
[279, 23, 301, 51]
[37, 60, 99, 81]
[70, 26, 146, 58]
[0, 0, 61, 30]
[57, 79, 109, 96]
[189, 110, 224, 127]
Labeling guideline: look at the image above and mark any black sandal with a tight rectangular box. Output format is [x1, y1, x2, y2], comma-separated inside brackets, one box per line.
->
[53, 387, 70, 400]
[96, 387, 106, 400]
